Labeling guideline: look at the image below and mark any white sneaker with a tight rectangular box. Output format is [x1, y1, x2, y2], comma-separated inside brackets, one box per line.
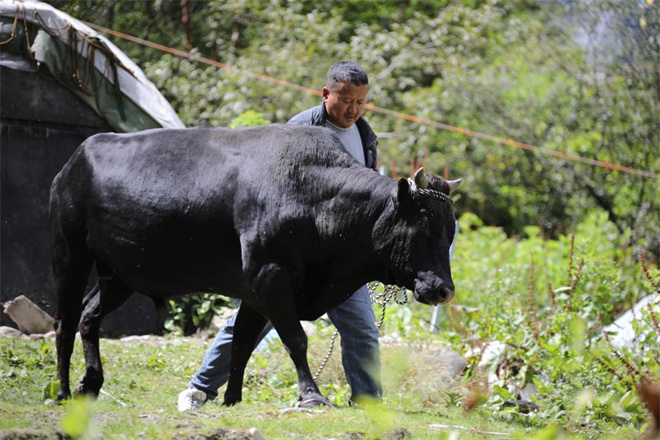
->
[177, 388, 207, 412]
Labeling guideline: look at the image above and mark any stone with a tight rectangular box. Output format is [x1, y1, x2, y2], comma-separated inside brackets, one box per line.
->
[602, 294, 659, 349]
[0, 326, 23, 338]
[502, 399, 539, 413]
[421, 346, 468, 377]
[248, 428, 265, 440]
[2, 295, 55, 335]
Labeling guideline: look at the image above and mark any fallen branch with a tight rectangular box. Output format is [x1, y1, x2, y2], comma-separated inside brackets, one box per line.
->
[100, 389, 128, 407]
[429, 423, 510, 437]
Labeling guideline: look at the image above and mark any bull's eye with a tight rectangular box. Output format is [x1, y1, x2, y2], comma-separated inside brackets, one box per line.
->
[417, 209, 429, 229]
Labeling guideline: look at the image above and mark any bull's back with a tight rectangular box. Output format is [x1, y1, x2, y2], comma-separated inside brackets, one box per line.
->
[81, 125, 348, 204]
[85, 128, 240, 204]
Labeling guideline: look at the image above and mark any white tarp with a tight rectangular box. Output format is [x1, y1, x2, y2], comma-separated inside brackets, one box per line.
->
[0, 0, 184, 131]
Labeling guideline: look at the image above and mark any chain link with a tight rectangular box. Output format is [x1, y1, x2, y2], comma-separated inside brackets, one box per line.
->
[313, 282, 409, 380]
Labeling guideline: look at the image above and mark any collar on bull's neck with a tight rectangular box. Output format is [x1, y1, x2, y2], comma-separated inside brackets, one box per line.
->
[407, 178, 453, 203]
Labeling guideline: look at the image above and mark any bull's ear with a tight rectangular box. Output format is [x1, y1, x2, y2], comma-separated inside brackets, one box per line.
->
[447, 179, 462, 194]
[396, 178, 411, 203]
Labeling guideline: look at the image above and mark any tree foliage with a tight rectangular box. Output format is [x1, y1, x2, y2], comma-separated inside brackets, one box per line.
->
[54, 0, 659, 260]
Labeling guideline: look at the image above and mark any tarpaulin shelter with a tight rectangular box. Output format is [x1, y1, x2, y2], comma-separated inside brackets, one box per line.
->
[0, 0, 185, 334]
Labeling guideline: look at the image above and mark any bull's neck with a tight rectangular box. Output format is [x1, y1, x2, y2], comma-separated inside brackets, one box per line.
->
[312, 165, 394, 269]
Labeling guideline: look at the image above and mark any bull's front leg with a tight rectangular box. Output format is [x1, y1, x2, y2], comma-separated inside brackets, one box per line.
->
[250, 263, 332, 408]
[274, 318, 332, 407]
[223, 305, 268, 406]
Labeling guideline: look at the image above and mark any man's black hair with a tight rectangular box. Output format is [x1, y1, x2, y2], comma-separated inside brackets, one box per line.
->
[325, 61, 368, 90]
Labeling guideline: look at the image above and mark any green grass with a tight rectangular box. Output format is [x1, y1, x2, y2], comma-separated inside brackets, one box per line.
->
[0, 334, 647, 439]
[1, 213, 656, 439]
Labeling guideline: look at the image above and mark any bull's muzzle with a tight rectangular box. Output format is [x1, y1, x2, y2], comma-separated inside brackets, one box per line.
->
[413, 274, 455, 306]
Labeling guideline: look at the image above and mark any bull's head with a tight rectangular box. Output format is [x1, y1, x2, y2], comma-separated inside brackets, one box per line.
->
[374, 168, 461, 306]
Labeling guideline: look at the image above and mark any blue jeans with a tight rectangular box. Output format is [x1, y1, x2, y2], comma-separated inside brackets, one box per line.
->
[189, 284, 381, 401]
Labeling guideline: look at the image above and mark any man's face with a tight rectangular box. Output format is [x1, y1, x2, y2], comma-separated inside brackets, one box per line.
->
[322, 82, 369, 129]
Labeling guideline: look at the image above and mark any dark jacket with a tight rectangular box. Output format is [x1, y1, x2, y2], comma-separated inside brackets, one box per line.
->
[288, 103, 378, 171]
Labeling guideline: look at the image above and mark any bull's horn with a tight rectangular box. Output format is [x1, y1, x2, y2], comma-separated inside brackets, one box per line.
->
[447, 179, 462, 194]
[413, 168, 429, 189]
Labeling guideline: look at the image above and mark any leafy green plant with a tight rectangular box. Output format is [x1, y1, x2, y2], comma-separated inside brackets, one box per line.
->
[165, 293, 232, 335]
[229, 110, 271, 128]
[61, 396, 95, 439]
[435, 212, 658, 433]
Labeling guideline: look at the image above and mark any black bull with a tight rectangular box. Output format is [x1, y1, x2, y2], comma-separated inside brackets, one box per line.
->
[50, 124, 461, 406]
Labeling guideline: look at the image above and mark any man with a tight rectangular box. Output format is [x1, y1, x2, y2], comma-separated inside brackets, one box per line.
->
[178, 61, 381, 411]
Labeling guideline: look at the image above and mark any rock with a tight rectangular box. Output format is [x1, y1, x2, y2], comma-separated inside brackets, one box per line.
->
[173, 429, 254, 440]
[518, 382, 540, 402]
[248, 428, 265, 440]
[2, 295, 55, 335]
[120, 335, 152, 342]
[502, 399, 539, 413]
[381, 428, 411, 439]
[381, 342, 467, 382]
[341, 433, 365, 440]
[375, 343, 467, 405]
[602, 294, 659, 349]
[0, 326, 23, 338]
[423, 346, 467, 377]
[472, 341, 507, 371]
[0, 429, 68, 439]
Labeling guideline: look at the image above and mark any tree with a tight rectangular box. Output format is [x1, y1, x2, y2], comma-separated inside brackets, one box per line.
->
[53, 0, 660, 259]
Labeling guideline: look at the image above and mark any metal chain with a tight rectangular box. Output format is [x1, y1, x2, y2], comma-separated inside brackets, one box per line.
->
[312, 327, 339, 381]
[313, 282, 409, 380]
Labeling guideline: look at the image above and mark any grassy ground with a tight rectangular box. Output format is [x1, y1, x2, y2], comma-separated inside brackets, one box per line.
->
[0, 332, 646, 440]
[2, 215, 654, 439]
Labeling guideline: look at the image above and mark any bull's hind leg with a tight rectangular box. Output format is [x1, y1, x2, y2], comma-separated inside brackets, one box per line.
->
[223, 305, 268, 406]
[52, 246, 93, 400]
[76, 271, 133, 397]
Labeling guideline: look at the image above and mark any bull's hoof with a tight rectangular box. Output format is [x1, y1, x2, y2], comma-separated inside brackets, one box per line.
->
[74, 383, 100, 398]
[222, 397, 241, 407]
[56, 390, 71, 401]
[296, 395, 333, 408]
